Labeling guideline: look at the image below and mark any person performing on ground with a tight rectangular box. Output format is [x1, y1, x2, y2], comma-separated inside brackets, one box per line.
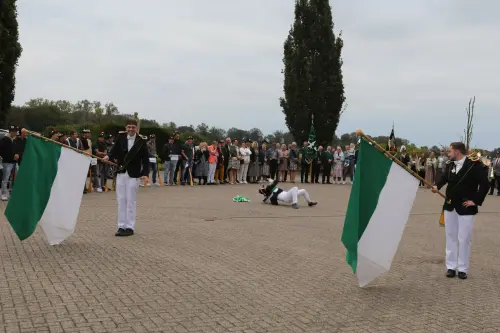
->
[104, 119, 149, 237]
[432, 142, 489, 280]
[259, 179, 317, 209]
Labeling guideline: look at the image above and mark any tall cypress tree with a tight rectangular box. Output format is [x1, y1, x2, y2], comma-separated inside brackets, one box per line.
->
[0, 0, 23, 126]
[280, 0, 345, 145]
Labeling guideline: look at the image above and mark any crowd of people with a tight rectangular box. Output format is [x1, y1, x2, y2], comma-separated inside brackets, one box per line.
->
[0, 125, 499, 201]
[154, 133, 359, 187]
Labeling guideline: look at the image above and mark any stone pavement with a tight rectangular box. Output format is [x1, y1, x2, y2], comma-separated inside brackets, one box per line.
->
[1, 183, 500, 333]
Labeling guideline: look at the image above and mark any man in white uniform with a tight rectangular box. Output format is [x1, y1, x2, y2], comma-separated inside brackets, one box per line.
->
[259, 179, 317, 209]
[104, 119, 149, 236]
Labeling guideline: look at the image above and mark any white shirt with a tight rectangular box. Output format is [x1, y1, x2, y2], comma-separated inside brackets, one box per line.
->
[127, 134, 136, 151]
[453, 156, 466, 173]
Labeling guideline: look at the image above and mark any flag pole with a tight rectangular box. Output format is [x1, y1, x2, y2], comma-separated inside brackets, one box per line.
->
[355, 129, 446, 199]
[27, 130, 118, 167]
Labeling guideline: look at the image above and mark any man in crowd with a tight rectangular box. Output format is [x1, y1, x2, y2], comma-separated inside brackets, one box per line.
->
[14, 128, 28, 166]
[171, 132, 184, 185]
[93, 132, 108, 192]
[222, 137, 231, 183]
[66, 131, 82, 149]
[0, 126, 20, 201]
[433, 142, 489, 280]
[146, 134, 159, 186]
[300, 141, 311, 183]
[491, 150, 500, 196]
[312, 146, 323, 184]
[436, 149, 449, 184]
[162, 136, 173, 185]
[81, 129, 93, 194]
[104, 119, 149, 237]
[181, 136, 195, 185]
[321, 146, 333, 184]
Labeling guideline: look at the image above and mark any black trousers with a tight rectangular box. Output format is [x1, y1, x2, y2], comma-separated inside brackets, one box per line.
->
[490, 175, 500, 194]
[322, 163, 331, 183]
[312, 162, 321, 183]
[269, 160, 278, 180]
[300, 163, 310, 182]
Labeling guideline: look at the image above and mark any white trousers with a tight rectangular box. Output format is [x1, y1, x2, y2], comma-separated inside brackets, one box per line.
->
[208, 163, 217, 183]
[116, 173, 140, 230]
[277, 187, 311, 204]
[444, 209, 475, 273]
[240, 163, 249, 182]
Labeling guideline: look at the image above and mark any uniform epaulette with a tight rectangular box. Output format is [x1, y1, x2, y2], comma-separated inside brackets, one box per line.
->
[446, 160, 452, 164]
[118, 131, 126, 135]
[140, 134, 147, 140]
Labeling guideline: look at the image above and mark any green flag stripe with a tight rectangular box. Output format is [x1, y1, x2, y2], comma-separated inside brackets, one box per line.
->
[5, 136, 61, 240]
[341, 138, 392, 273]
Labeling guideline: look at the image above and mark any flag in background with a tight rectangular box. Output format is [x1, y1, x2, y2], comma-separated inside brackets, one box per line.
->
[341, 138, 419, 287]
[386, 122, 395, 152]
[304, 119, 317, 164]
[5, 135, 91, 245]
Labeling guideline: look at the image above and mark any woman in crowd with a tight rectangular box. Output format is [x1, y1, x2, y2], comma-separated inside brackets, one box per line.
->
[425, 151, 437, 185]
[194, 142, 209, 185]
[248, 141, 260, 183]
[343, 143, 356, 184]
[418, 152, 426, 187]
[333, 146, 344, 184]
[278, 144, 289, 183]
[207, 141, 219, 185]
[261, 143, 270, 179]
[239, 141, 251, 184]
[215, 140, 225, 184]
[266, 143, 279, 180]
[228, 139, 240, 185]
[288, 142, 299, 183]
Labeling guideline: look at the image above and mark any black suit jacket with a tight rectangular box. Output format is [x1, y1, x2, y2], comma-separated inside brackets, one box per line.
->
[436, 158, 489, 215]
[108, 134, 149, 178]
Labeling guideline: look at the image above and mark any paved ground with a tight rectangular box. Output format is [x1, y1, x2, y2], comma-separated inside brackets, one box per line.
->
[1, 182, 500, 333]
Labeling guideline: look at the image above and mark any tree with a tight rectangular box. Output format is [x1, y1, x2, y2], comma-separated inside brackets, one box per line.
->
[463, 96, 475, 150]
[196, 123, 209, 137]
[104, 102, 118, 116]
[0, 0, 22, 126]
[226, 127, 249, 141]
[280, 0, 345, 145]
[248, 128, 263, 141]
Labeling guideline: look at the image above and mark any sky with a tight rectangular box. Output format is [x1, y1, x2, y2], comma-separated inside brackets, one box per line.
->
[13, 0, 500, 149]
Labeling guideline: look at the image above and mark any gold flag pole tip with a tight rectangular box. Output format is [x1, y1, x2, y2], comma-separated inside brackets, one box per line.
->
[355, 129, 365, 137]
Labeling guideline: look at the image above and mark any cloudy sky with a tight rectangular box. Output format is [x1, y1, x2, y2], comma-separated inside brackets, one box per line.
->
[14, 0, 499, 148]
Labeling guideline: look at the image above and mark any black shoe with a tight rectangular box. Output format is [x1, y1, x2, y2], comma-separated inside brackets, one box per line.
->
[115, 228, 125, 236]
[446, 269, 456, 278]
[308, 201, 318, 207]
[292, 203, 299, 209]
[458, 272, 467, 280]
[123, 228, 134, 236]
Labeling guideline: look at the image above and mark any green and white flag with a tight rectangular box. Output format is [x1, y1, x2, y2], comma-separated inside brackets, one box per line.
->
[341, 138, 418, 287]
[5, 135, 91, 245]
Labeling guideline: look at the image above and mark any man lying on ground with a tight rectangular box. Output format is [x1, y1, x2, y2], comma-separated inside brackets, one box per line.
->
[259, 179, 317, 209]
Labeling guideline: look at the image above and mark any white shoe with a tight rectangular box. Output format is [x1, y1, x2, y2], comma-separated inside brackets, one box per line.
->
[1, 194, 8, 201]
[139, 184, 144, 187]
[342, 181, 346, 185]
[97, 188, 103, 193]
[154, 183, 160, 186]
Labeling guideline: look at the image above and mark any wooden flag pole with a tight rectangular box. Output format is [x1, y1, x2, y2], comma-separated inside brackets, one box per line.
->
[356, 129, 447, 227]
[355, 129, 445, 197]
[27, 131, 118, 167]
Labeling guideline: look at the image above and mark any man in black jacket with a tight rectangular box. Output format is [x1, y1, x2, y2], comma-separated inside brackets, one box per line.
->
[259, 179, 317, 209]
[0, 126, 20, 201]
[162, 136, 173, 185]
[104, 119, 149, 237]
[433, 141, 489, 280]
